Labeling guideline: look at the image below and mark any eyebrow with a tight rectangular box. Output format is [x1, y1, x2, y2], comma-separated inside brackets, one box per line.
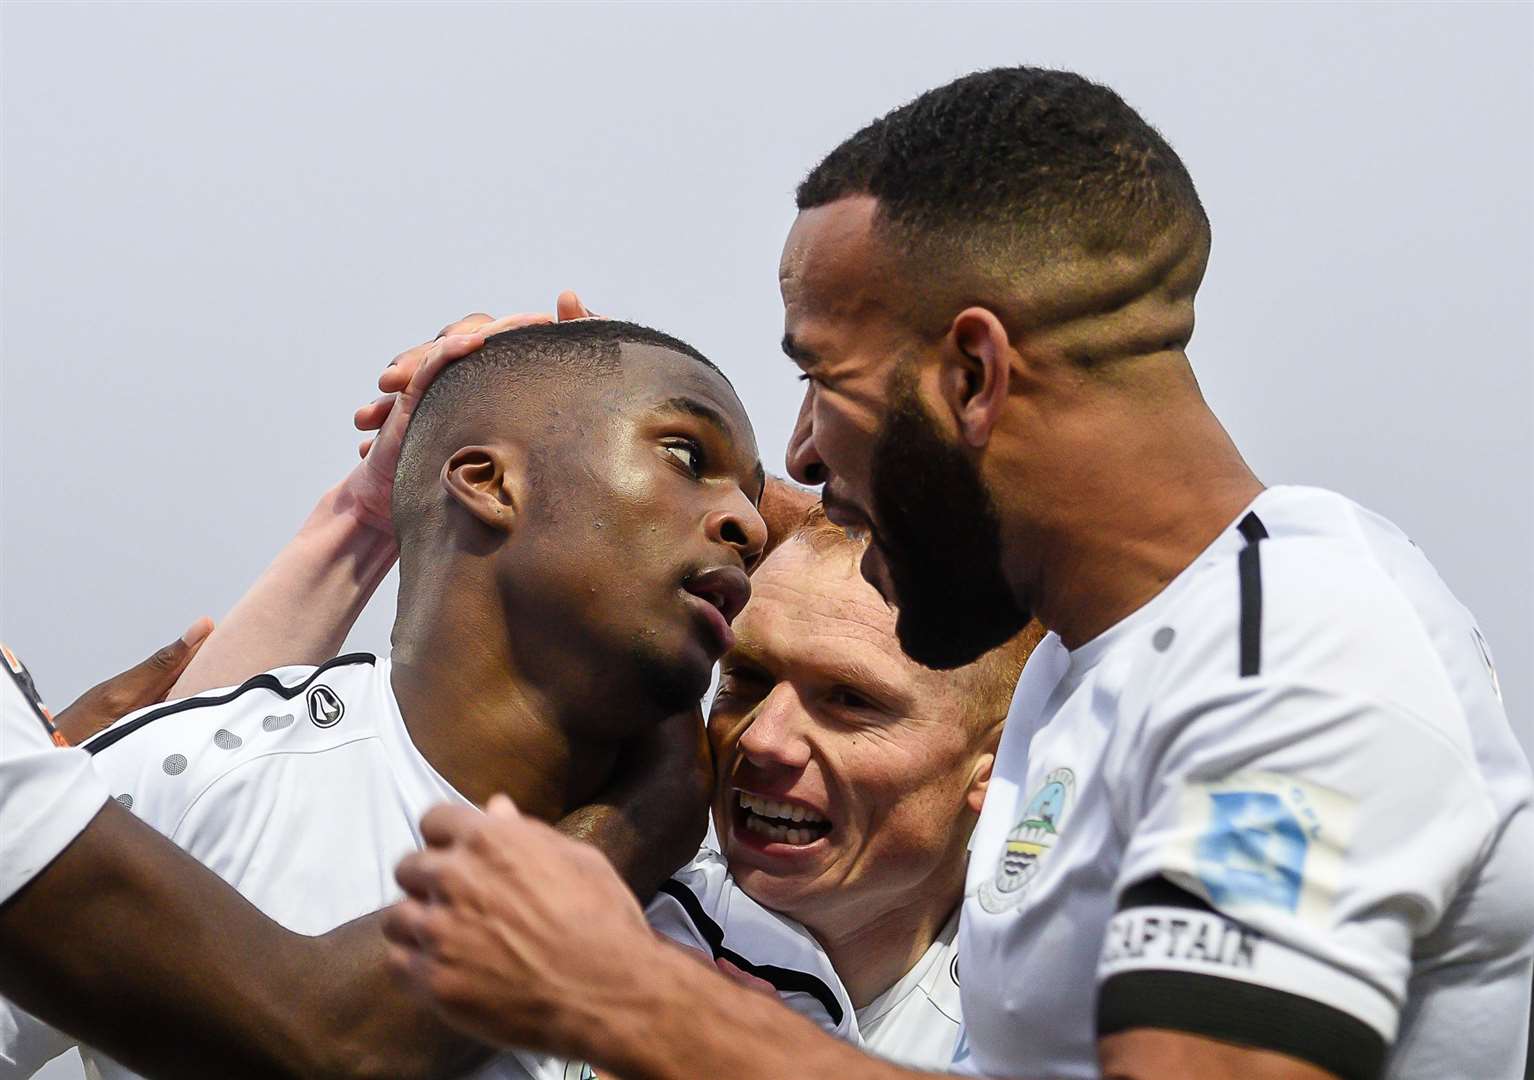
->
[658, 396, 765, 504]
[724, 640, 913, 715]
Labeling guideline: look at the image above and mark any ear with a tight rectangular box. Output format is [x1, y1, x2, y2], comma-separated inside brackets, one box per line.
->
[440, 444, 521, 533]
[965, 751, 996, 815]
[941, 307, 1013, 449]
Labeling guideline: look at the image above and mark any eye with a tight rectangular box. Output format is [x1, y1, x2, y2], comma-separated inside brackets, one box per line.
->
[662, 438, 706, 477]
[714, 673, 768, 708]
[826, 686, 875, 711]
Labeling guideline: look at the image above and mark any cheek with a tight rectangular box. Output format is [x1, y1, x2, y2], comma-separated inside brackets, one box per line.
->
[812, 395, 873, 471]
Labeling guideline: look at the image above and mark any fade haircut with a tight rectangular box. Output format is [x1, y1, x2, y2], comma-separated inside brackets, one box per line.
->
[798, 66, 1208, 278]
[393, 319, 724, 538]
[788, 503, 1043, 730]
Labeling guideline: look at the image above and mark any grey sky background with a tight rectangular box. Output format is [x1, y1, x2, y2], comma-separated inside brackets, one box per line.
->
[4, 0, 1532, 780]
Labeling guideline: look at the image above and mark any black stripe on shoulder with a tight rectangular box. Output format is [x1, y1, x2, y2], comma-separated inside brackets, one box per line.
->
[1236, 512, 1268, 678]
[655, 879, 845, 1027]
[1117, 875, 1215, 914]
[84, 653, 377, 756]
[1098, 968, 1384, 1080]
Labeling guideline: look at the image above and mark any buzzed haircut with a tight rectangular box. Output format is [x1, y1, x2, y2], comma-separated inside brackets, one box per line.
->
[393, 318, 724, 536]
[798, 66, 1208, 271]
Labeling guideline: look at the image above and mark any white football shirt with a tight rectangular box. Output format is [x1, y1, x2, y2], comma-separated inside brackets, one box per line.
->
[0, 655, 853, 1079]
[856, 908, 961, 1069]
[958, 486, 1534, 1080]
[0, 645, 108, 906]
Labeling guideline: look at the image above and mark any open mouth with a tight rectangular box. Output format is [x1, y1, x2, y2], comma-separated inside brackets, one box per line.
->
[734, 790, 832, 847]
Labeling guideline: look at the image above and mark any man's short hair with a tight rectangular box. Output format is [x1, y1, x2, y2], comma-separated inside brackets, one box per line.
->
[798, 66, 1208, 275]
[786, 503, 1042, 731]
[393, 319, 723, 538]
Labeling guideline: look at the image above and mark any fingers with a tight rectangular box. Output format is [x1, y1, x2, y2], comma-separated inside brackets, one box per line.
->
[556, 290, 599, 321]
[382, 897, 432, 950]
[436, 313, 496, 340]
[137, 618, 214, 690]
[476, 312, 554, 337]
[485, 793, 520, 820]
[419, 802, 488, 848]
[715, 957, 778, 995]
[354, 394, 397, 433]
[52, 618, 215, 745]
[395, 847, 448, 900]
[399, 333, 488, 406]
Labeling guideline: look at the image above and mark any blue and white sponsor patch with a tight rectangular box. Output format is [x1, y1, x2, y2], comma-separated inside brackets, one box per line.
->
[1173, 772, 1354, 924]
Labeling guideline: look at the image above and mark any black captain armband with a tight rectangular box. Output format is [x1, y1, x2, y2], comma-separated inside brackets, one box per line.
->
[1096, 877, 1387, 1080]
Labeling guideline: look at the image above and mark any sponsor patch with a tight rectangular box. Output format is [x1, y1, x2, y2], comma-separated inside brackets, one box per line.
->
[1174, 771, 1353, 923]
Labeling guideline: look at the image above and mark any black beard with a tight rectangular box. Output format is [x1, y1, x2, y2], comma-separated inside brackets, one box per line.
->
[868, 373, 1031, 669]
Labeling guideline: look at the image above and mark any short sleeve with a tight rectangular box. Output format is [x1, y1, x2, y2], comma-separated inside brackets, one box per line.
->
[1096, 679, 1494, 1080]
[0, 647, 110, 905]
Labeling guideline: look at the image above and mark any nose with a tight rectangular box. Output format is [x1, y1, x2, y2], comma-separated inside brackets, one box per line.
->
[736, 683, 812, 773]
[785, 390, 827, 487]
[706, 491, 768, 573]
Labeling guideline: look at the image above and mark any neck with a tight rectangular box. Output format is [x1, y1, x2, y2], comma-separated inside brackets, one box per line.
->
[811, 883, 960, 1010]
[389, 562, 623, 822]
[1019, 358, 1263, 649]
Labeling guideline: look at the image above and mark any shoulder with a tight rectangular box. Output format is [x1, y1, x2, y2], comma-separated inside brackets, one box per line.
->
[1144, 488, 1488, 744]
[82, 654, 383, 831]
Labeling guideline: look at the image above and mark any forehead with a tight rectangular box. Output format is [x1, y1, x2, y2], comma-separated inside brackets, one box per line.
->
[613, 342, 759, 454]
[779, 196, 884, 314]
[732, 538, 951, 709]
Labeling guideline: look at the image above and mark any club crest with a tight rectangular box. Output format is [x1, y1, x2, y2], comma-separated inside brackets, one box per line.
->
[979, 767, 1075, 913]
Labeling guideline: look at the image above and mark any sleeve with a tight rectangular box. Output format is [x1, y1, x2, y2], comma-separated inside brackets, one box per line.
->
[1095, 679, 1495, 1080]
[0, 646, 110, 906]
[0, 999, 76, 1079]
[645, 849, 860, 1043]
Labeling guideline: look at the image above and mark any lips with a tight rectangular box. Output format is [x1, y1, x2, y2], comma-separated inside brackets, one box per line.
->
[819, 491, 871, 535]
[684, 566, 751, 625]
[682, 566, 751, 655]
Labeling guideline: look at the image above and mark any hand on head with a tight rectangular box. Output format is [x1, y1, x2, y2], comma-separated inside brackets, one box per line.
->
[342, 293, 600, 535]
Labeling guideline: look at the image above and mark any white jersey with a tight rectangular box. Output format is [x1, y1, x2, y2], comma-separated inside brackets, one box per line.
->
[959, 486, 1534, 1080]
[651, 849, 958, 1070]
[0, 645, 108, 906]
[0, 655, 852, 1079]
[856, 909, 962, 1070]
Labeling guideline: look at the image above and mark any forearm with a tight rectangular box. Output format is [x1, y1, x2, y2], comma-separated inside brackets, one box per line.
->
[0, 803, 481, 1080]
[299, 913, 491, 1080]
[589, 939, 934, 1080]
[171, 482, 398, 697]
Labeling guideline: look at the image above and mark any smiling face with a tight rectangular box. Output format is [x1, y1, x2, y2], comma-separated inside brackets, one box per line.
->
[507, 343, 767, 721]
[708, 532, 1012, 940]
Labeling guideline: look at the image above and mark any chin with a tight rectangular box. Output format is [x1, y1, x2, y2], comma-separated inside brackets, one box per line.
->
[638, 653, 714, 714]
[729, 862, 811, 916]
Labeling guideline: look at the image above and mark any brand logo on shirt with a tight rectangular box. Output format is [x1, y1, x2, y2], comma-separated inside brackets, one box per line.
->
[306, 684, 344, 728]
[979, 767, 1075, 913]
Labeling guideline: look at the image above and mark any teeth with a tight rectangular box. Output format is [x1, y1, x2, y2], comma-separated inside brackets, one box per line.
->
[742, 815, 819, 845]
[736, 791, 828, 827]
